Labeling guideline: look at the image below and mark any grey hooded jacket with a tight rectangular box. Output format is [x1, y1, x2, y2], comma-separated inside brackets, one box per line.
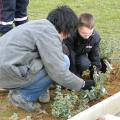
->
[0, 19, 84, 91]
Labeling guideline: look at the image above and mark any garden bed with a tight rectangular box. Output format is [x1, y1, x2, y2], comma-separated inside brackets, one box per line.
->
[0, 61, 120, 120]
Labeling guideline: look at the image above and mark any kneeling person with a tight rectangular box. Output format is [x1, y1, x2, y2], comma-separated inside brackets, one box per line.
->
[65, 13, 102, 78]
[0, 6, 95, 112]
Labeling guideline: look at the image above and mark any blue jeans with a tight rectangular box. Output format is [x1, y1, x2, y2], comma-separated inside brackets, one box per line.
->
[76, 55, 91, 75]
[17, 55, 70, 102]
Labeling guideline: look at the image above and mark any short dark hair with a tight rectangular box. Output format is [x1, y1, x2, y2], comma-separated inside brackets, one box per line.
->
[47, 5, 78, 35]
[78, 13, 95, 29]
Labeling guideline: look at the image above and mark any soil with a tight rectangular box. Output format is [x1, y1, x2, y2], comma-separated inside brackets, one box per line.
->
[0, 61, 120, 120]
[105, 61, 120, 95]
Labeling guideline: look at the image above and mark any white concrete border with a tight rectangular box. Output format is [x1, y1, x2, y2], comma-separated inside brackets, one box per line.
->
[68, 91, 120, 120]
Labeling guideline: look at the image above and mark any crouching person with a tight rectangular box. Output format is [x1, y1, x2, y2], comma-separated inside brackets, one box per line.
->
[64, 13, 106, 79]
[0, 6, 95, 112]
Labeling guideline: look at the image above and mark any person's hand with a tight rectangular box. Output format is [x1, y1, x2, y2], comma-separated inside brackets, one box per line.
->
[82, 80, 95, 90]
[96, 117, 105, 120]
[97, 114, 120, 120]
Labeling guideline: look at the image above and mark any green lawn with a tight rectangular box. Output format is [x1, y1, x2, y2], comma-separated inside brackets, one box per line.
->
[29, 0, 120, 57]
[0, 0, 120, 119]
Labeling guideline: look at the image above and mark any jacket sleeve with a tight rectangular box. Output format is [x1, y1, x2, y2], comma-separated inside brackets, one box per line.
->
[35, 27, 85, 91]
[88, 37, 102, 70]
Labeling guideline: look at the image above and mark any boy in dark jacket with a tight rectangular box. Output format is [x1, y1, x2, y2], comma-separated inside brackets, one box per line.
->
[65, 13, 102, 78]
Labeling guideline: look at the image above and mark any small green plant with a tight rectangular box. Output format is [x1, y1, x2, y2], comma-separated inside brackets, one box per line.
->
[71, 92, 89, 117]
[51, 85, 78, 118]
[9, 113, 32, 120]
[100, 37, 120, 59]
[82, 66, 107, 101]
[10, 113, 18, 120]
[51, 86, 89, 118]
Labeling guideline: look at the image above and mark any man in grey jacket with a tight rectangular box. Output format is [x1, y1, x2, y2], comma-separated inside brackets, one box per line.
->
[0, 6, 95, 112]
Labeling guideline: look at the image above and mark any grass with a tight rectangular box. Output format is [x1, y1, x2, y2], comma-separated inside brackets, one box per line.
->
[28, 0, 120, 57]
[0, 0, 120, 119]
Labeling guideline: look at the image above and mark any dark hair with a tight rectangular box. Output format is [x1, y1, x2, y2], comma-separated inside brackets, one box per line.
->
[47, 5, 78, 34]
[78, 13, 95, 29]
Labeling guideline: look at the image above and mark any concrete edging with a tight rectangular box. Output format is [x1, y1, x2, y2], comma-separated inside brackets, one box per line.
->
[68, 91, 120, 120]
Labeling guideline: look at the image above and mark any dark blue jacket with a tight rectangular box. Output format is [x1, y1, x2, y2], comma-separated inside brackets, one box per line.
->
[64, 30, 102, 70]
